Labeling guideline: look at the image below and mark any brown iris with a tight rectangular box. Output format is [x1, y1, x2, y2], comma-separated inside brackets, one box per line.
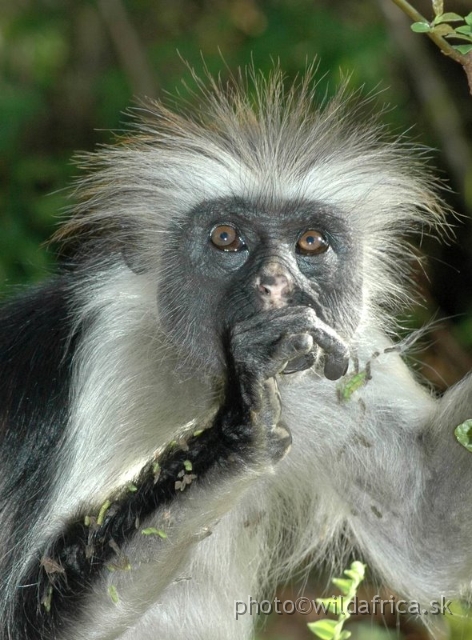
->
[210, 224, 244, 252]
[297, 230, 329, 256]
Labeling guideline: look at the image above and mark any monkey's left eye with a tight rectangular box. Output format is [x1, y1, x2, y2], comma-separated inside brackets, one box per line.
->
[296, 230, 329, 256]
[210, 224, 245, 252]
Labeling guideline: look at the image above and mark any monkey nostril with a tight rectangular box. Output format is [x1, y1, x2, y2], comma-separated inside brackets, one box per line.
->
[258, 284, 272, 296]
[256, 274, 291, 300]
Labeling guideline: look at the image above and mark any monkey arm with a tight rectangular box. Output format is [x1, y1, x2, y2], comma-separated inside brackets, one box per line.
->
[416, 376, 472, 590]
[17, 422, 260, 639]
[329, 346, 472, 604]
[13, 303, 349, 639]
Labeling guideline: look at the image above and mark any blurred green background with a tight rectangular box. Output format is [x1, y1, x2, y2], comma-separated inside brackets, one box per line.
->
[1, 0, 472, 638]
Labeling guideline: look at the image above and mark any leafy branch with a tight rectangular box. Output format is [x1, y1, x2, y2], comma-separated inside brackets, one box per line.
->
[391, 0, 472, 93]
[308, 561, 366, 640]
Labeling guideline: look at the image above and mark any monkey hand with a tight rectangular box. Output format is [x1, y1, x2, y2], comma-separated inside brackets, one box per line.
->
[217, 307, 349, 467]
[279, 307, 350, 380]
[231, 305, 349, 382]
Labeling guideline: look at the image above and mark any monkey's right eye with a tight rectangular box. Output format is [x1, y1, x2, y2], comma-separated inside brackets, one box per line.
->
[210, 225, 244, 252]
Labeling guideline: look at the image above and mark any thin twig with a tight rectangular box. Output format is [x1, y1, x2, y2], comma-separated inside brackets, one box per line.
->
[390, 0, 472, 93]
[380, 0, 472, 196]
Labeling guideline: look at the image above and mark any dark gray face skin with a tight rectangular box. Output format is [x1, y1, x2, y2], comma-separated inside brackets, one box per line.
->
[158, 197, 363, 375]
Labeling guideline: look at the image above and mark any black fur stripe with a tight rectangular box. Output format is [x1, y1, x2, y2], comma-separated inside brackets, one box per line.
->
[0, 279, 79, 640]
[16, 417, 246, 639]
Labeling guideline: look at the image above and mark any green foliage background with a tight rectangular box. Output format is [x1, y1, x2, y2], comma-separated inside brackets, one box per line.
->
[0, 0, 421, 290]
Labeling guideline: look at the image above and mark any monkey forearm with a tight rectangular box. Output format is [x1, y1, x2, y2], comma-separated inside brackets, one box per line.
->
[16, 428, 197, 635]
[336, 357, 472, 601]
[419, 376, 472, 572]
[17, 413, 263, 638]
[16, 308, 308, 638]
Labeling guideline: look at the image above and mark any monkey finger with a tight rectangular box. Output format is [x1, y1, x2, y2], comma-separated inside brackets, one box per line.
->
[323, 352, 349, 380]
[282, 351, 316, 375]
[271, 333, 314, 376]
[307, 317, 349, 381]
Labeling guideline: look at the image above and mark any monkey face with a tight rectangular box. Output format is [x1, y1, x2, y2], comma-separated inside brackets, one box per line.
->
[157, 196, 363, 375]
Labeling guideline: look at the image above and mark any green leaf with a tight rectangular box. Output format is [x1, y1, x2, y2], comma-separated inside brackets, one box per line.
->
[108, 585, 119, 604]
[339, 632, 352, 640]
[316, 597, 340, 614]
[42, 586, 53, 613]
[453, 44, 472, 53]
[434, 12, 464, 24]
[307, 619, 338, 639]
[343, 562, 366, 585]
[350, 561, 366, 576]
[141, 527, 168, 538]
[465, 13, 472, 26]
[338, 371, 367, 401]
[432, 0, 443, 18]
[432, 24, 454, 36]
[97, 499, 111, 526]
[331, 578, 353, 596]
[411, 22, 431, 33]
[447, 34, 472, 42]
[455, 25, 472, 35]
[455, 420, 472, 451]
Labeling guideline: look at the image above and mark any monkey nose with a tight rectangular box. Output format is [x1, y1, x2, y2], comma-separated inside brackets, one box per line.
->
[255, 267, 293, 309]
[258, 274, 290, 297]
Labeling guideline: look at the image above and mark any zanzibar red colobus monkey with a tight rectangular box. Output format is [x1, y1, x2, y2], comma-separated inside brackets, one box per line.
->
[0, 66, 470, 640]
